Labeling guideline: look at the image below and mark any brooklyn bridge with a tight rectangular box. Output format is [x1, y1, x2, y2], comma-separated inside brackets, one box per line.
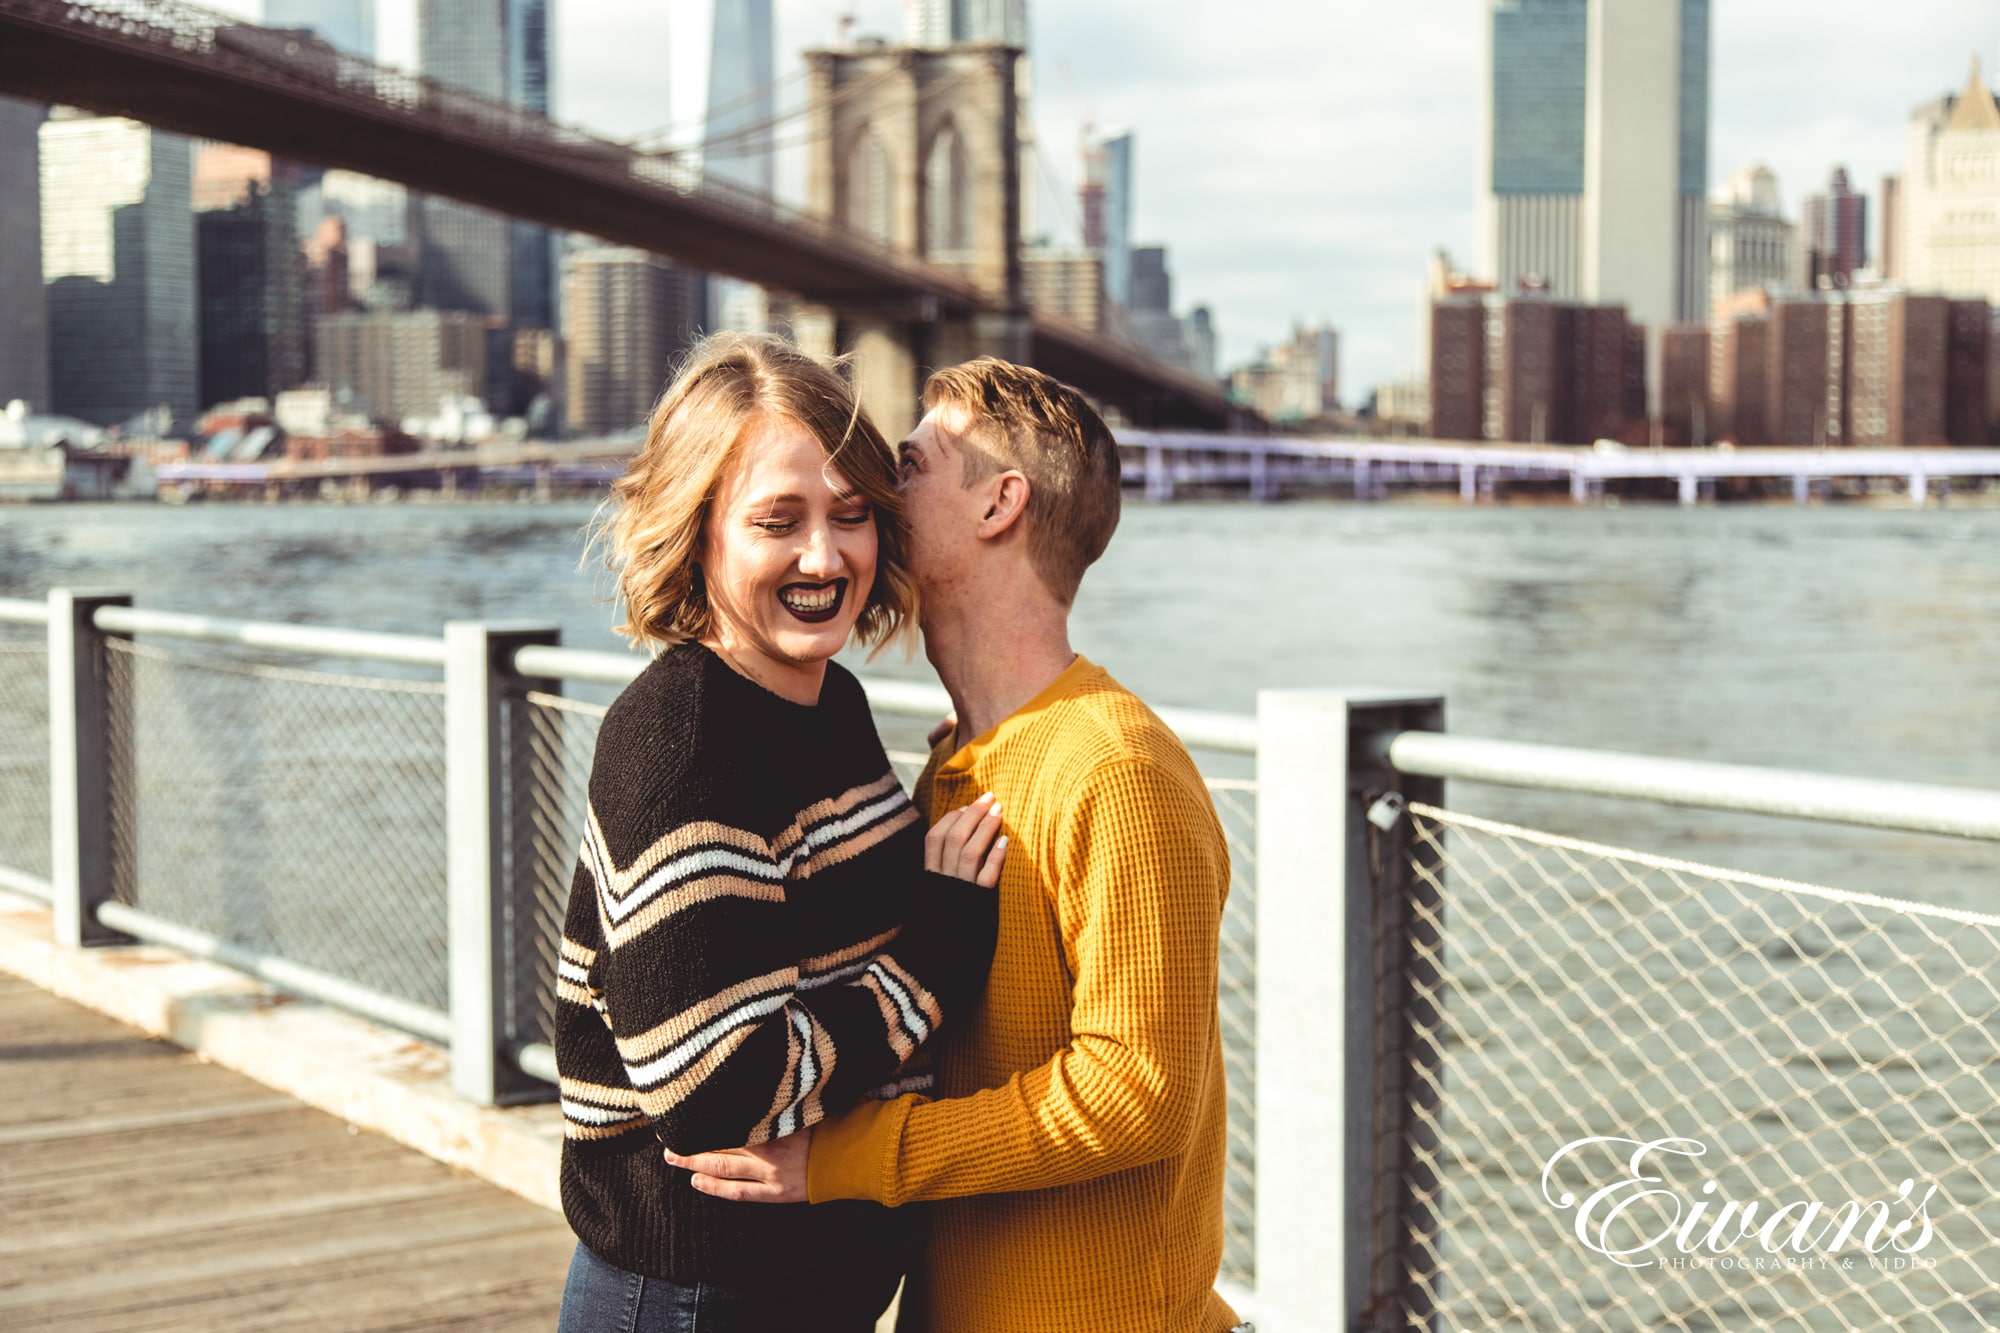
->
[0, 0, 1243, 433]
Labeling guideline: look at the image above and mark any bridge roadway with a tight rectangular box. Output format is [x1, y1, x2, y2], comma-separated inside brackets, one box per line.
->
[0, 0, 1234, 428]
[0, 972, 575, 1330]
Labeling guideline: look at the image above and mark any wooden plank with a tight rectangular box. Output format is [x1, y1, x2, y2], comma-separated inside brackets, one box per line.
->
[0, 974, 572, 1329]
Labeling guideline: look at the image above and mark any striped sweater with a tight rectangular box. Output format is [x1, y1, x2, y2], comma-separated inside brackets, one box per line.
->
[554, 640, 998, 1298]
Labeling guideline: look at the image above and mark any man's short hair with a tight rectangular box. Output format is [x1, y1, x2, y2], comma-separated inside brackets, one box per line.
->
[921, 357, 1121, 605]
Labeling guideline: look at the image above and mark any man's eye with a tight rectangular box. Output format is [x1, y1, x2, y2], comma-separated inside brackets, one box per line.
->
[753, 520, 795, 534]
[833, 509, 872, 527]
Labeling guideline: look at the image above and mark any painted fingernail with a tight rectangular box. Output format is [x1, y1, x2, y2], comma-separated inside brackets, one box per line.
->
[995, 835, 1009, 849]
[976, 791, 994, 803]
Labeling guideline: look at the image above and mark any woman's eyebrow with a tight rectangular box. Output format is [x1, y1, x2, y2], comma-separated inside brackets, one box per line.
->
[742, 488, 863, 507]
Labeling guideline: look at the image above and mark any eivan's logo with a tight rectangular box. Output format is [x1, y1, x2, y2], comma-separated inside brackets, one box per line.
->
[1539, 1136, 1939, 1269]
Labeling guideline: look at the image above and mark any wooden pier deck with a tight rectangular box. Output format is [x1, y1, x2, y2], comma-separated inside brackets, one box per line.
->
[0, 973, 575, 1331]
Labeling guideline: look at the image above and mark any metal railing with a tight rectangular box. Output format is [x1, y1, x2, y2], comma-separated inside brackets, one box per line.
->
[7, 592, 2000, 1329]
[1249, 695, 2000, 1332]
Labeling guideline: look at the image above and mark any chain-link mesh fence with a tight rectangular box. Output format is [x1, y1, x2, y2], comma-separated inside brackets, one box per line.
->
[1392, 802, 2000, 1332]
[105, 638, 451, 1012]
[0, 630, 49, 891]
[510, 690, 1263, 1285]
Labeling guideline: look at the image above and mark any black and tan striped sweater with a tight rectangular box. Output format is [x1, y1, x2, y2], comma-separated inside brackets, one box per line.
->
[554, 640, 997, 1297]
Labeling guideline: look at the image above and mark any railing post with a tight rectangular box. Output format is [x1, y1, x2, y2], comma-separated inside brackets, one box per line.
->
[1255, 688, 1445, 1333]
[49, 590, 133, 948]
[446, 621, 561, 1106]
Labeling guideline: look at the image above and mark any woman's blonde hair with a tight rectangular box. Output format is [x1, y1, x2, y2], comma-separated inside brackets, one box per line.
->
[596, 332, 915, 651]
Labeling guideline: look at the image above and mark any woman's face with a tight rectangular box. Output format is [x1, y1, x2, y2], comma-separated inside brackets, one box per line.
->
[697, 414, 878, 702]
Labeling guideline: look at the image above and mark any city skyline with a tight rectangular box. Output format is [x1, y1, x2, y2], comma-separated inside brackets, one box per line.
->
[89, 0, 2000, 400]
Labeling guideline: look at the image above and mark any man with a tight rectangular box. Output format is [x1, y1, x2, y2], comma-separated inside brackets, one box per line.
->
[668, 358, 1245, 1333]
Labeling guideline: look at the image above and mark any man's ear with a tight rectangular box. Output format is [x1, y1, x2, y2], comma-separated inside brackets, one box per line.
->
[975, 471, 1030, 540]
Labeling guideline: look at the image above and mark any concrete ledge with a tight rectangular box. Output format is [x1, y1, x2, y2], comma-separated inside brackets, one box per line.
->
[0, 887, 563, 1214]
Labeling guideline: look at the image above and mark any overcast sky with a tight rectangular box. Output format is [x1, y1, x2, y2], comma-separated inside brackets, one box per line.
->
[227, 0, 2000, 398]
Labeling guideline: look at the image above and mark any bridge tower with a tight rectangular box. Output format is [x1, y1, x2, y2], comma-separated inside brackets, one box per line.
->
[801, 41, 1027, 437]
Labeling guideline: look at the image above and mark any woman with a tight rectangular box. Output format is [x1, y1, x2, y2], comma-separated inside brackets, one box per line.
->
[554, 333, 1004, 1332]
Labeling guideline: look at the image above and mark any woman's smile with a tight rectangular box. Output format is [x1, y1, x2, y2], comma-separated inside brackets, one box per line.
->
[778, 578, 847, 622]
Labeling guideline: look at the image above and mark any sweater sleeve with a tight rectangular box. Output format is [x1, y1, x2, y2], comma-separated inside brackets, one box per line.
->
[807, 757, 1226, 1205]
[557, 700, 995, 1158]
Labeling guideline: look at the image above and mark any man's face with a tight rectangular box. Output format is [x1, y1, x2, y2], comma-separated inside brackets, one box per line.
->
[895, 405, 986, 607]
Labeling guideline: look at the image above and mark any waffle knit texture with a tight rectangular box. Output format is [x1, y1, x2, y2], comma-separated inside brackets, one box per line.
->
[807, 656, 1242, 1333]
[554, 640, 997, 1307]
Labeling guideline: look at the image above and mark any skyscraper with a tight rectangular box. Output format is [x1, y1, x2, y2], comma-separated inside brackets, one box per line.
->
[562, 245, 704, 434]
[1480, 0, 1709, 325]
[705, 0, 774, 197]
[0, 97, 50, 411]
[40, 114, 197, 425]
[1083, 130, 1133, 310]
[413, 0, 553, 327]
[903, 0, 1026, 46]
[1896, 58, 2000, 306]
[195, 146, 307, 409]
[262, 0, 374, 57]
[705, 0, 774, 332]
[1801, 167, 1867, 289]
[1708, 164, 1795, 311]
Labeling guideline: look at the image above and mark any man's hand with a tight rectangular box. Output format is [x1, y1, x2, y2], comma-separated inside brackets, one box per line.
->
[927, 711, 957, 748]
[664, 1128, 810, 1203]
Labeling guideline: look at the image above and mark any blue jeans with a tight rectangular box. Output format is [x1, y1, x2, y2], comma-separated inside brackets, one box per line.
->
[557, 1242, 886, 1333]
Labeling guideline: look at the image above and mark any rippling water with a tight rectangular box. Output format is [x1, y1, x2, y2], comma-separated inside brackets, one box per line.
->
[5, 496, 1995, 901]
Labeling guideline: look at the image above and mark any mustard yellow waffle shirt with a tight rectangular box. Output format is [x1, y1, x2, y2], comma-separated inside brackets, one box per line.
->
[808, 656, 1241, 1333]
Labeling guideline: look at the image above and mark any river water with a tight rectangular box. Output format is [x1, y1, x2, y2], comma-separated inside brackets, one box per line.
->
[5, 496, 1995, 902]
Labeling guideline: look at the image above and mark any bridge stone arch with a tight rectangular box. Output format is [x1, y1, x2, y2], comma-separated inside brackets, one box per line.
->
[807, 44, 1020, 301]
[803, 41, 1026, 437]
[923, 117, 973, 259]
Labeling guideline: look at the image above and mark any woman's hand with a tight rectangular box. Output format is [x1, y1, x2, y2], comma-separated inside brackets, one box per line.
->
[925, 791, 1007, 887]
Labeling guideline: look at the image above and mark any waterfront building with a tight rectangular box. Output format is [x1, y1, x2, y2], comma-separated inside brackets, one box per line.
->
[1708, 290, 1769, 444]
[263, 0, 374, 57]
[1427, 293, 1637, 444]
[1480, 0, 1710, 327]
[1800, 167, 1867, 289]
[1709, 286, 1995, 448]
[314, 308, 488, 426]
[1658, 324, 1709, 446]
[1896, 58, 2000, 307]
[1023, 249, 1104, 332]
[560, 245, 704, 436]
[412, 0, 554, 328]
[40, 114, 197, 426]
[1428, 300, 1488, 441]
[195, 145, 307, 410]
[1708, 164, 1796, 312]
[1374, 378, 1430, 434]
[1764, 297, 1831, 446]
[0, 97, 49, 413]
[1228, 329, 1330, 423]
